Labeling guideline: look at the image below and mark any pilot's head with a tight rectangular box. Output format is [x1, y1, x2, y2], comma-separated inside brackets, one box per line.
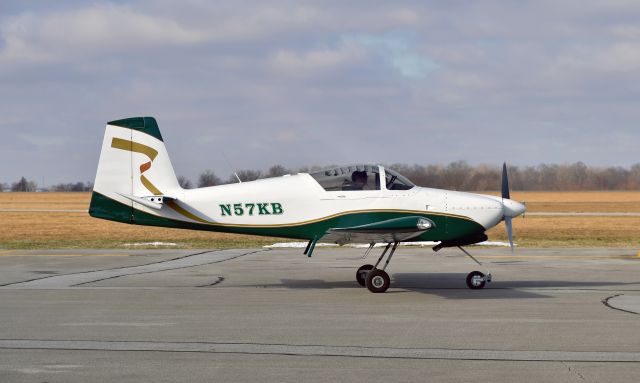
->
[352, 171, 368, 188]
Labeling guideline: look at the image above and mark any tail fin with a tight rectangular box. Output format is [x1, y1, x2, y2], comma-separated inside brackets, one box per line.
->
[89, 117, 181, 223]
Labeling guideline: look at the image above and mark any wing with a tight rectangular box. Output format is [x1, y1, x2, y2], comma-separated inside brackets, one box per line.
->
[320, 216, 434, 245]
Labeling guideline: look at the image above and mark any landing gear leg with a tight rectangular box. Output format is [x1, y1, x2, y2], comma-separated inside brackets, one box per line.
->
[365, 242, 399, 293]
[356, 243, 388, 287]
[457, 246, 491, 290]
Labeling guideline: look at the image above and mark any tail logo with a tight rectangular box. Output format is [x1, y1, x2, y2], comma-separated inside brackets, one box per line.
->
[110, 137, 213, 224]
[111, 137, 162, 195]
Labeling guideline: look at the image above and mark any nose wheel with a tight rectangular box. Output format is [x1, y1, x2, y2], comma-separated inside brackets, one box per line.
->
[466, 270, 489, 289]
[458, 246, 492, 290]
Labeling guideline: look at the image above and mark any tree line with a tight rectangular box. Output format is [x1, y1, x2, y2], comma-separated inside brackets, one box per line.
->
[4, 161, 640, 192]
[0, 177, 93, 192]
[184, 161, 640, 191]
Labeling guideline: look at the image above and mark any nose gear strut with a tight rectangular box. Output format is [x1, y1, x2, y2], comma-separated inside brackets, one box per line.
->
[458, 246, 492, 289]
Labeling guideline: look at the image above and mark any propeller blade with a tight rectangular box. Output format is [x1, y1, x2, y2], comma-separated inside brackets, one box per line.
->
[505, 216, 514, 252]
[501, 162, 510, 200]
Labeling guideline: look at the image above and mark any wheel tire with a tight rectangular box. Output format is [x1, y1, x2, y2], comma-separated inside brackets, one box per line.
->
[366, 269, 390, 293]
[356, 264, 374, 287]
[466, 271, 486, 290]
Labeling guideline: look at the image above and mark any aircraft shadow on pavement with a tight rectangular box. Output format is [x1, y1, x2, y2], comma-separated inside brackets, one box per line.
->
[268, 272, 635, 299]
[392, 273, 637, 299]
[272, 274, 545, 299]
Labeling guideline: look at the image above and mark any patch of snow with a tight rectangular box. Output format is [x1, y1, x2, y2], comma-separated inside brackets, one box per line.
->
[264, 242, 336, 248]
[479, 241, 515, 247]
[123, 242, 177, 247]
[265, 241, 514, 249]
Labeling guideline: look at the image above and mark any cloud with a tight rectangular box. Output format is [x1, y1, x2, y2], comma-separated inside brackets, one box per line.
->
[2, 1, 640, 185]
[0, 3, 429, 65]
[0, 4, 205, 63]
[270, 44, 364, 75]
[270, 32, 439, 79]
[17, 133, 66, 148]
[343, 33, 439, 78]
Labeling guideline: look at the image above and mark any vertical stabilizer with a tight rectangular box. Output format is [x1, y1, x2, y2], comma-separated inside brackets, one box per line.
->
[89, 117, 181, 223]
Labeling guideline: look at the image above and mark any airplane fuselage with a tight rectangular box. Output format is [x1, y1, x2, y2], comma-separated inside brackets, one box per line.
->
[91, 170, 516, 244]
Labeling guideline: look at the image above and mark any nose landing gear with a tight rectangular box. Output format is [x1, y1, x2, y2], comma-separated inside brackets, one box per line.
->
[458, 246, 492, 289]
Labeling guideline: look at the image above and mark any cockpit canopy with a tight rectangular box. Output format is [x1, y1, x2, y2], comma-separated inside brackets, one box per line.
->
[310, 164, 415, 192]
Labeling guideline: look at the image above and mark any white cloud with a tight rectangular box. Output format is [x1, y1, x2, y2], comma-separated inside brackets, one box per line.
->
[343, 33, 439, 78]
[609, 25, 640, 38]
[549, 42, 640, 78]
[0, 4, 205, 62]
[3, 1, 640, 184]
[0, 3, 427, 65]
[17, 133, 66, 148]
[270, 44, 364, 75]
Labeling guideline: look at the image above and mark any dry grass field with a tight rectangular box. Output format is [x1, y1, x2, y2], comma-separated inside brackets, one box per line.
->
[0, 192, 277, 249]
[1, 192, 639, 249]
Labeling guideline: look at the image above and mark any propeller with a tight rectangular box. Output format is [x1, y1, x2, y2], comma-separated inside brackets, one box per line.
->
[501, 162, 525, 252]
[501, 162, 510, 200]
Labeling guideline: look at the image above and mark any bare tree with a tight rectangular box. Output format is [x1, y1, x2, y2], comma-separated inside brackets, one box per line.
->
[11, 177, 37, 192]
[198, 170, 222, 187]
[50, 182, 92, 192]
[229, 169, 262, 183]
[266, 165, 289, 178]
[177, 176, 192, 189]
[174, 161, 640, 191]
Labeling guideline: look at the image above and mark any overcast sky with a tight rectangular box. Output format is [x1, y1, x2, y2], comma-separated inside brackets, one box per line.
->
[1, 0, 640, 185]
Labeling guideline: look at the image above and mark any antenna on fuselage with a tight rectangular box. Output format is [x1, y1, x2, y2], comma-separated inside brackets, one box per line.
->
[221, 150, 242, 183]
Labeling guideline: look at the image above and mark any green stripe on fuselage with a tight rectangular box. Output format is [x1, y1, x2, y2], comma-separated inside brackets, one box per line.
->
[88, 191, 484, 242]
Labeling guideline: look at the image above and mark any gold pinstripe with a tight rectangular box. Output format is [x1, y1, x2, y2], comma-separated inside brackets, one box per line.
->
[165, 201, 211, 224]
[108, 137, 478, 229]
[153, 205, 476, 228]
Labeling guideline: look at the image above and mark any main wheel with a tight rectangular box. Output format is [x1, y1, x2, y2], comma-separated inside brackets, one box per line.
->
[366, 269, 390, 293]
[356, 264, 374, 287]
[466, 271, 486, 289]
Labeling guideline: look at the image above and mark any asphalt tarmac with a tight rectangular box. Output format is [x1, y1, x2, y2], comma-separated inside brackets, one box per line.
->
[0, 246, 639, 382]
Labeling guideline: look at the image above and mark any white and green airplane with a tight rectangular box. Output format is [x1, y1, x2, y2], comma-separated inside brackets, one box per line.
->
[90, 117, 526, 293]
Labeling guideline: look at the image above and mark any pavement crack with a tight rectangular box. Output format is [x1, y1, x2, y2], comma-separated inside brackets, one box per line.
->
[2, 339, 640, 363]
[561, 362, 587, 382]
[0, 250, 217, 287]
[1, 249, 266, 288]
[197, 277, 225, 287]
[602, 293, 639, 316]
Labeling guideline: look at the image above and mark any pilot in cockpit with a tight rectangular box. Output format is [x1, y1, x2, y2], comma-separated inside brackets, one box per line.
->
[344, 170, 368, 190]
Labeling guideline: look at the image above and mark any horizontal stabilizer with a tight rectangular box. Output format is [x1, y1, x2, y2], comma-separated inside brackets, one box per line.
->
[117, 193, 176, 210]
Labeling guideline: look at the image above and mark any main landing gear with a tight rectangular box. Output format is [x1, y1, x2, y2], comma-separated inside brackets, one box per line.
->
[356, 242, 399, 293]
